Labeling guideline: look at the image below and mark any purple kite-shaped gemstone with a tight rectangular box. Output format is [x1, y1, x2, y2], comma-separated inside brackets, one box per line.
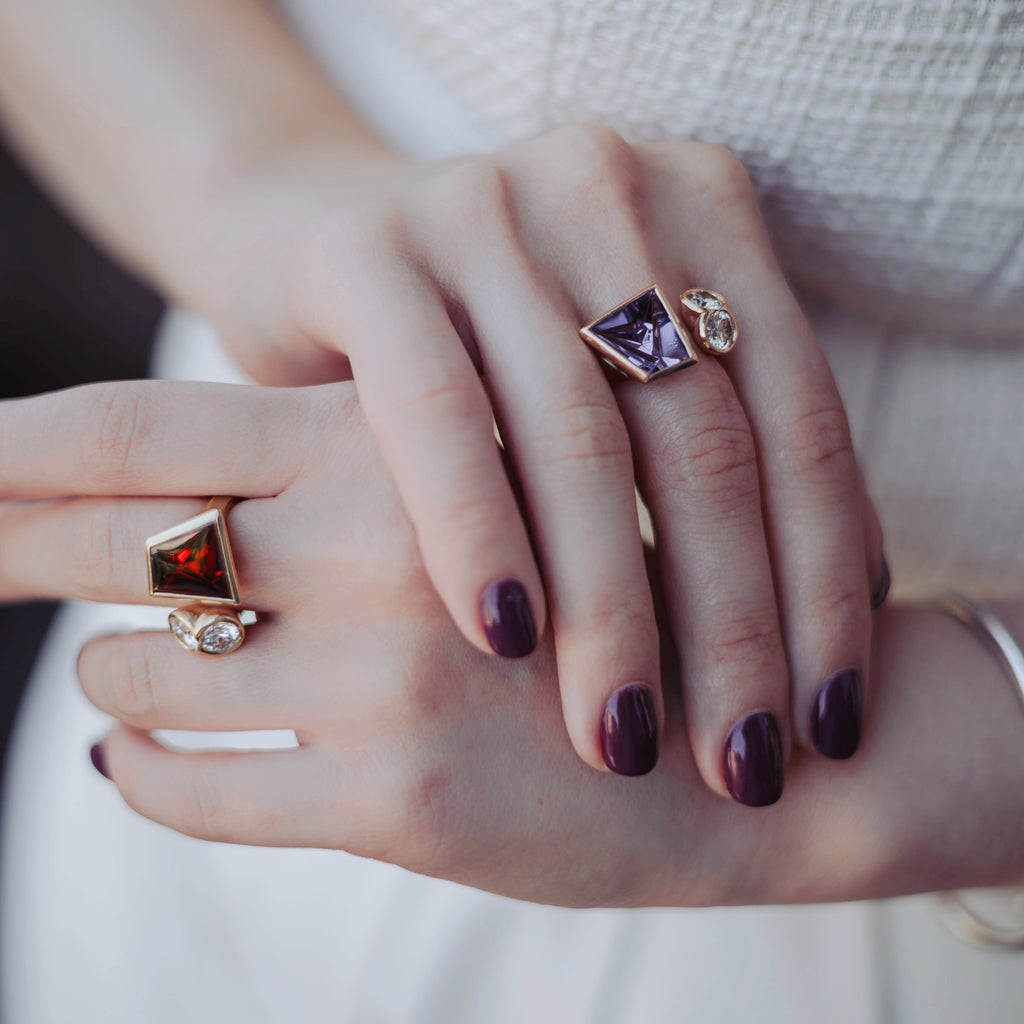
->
[582, 287, 696, 382]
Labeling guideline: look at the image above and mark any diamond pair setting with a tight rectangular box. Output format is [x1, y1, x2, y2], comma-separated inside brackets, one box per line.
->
[169, 605, 245, 656]
[579, 284, 737, 383]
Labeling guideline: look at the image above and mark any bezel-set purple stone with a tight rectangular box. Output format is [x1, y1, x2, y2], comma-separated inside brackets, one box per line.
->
[579, 285, 697, 383]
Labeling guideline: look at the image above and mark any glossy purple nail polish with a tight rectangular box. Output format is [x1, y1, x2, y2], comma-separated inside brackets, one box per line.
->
[811, 669, 863, 760]
[480, 579, 537, 658]
[90, 743, 111, 781]
[601, 684, 658, 776]
[871, 555, 891, 610]
[723, 712, 784, 807]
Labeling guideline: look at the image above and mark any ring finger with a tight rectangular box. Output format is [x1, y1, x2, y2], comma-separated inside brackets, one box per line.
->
[0, 495, 277, 607]
[78, 627, 295, 732]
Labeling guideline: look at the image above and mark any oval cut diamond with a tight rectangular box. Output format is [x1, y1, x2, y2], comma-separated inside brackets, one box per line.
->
[199, 620, 243, 655]
[704, 309, 737, 351]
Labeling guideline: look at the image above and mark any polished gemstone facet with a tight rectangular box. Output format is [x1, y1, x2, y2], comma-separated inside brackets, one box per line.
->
[198, 620, 244, 655]
[682, 288, 725, 312]
[150, 522, 232, 601]
[147, 508, 240, 604]
[580, 286, 696, 382]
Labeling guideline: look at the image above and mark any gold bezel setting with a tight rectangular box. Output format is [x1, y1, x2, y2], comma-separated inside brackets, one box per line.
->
[680, 288, 738, 355]
[146, 500, 241, 606]
[579, 284, 698, 383]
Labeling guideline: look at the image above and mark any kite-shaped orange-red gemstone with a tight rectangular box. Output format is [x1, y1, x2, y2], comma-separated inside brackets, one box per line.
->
[146, 507, 240, 605]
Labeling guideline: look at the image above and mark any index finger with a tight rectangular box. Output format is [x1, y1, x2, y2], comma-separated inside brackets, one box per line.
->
[0, 380, 337, 499]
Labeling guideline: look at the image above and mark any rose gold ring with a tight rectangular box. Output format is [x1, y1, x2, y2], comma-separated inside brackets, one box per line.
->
[146, 496, 247, 655]
[578, 284, 697, 384]
[680, 289, 738, 355]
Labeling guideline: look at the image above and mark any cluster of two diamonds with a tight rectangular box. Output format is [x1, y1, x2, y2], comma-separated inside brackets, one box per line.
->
[579, 285, 737, 384]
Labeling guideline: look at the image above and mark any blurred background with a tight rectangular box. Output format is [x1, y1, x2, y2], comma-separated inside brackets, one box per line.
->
[0, 134, 162, 789]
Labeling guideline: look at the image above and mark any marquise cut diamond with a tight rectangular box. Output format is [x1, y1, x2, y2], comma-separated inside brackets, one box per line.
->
[682, 289, 725, 312]
[170, 615, 200, 651]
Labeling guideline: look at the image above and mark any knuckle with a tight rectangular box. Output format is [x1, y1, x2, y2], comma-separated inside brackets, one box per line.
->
[664, 391, 758, 507]
[545, 123, 639, 211]
[682, 144, 763, 248]
[317, 199, 409, 269]
[586, 588, 658, 652]
[803, 577, 866, 636]
[395, 369, 489, 433]
[73, 505, 118, 599]
[703, 610, 782, 672]
[442, 488, 512, 549]
[536, 394, 633, 473]
[434, 159, 515, 239]
[179, 766, 235, 842]
[687, 142, 755, 205]
[81, 385, 147, 488]
[777, 399, 856, 481]
[107, 644, 160, 722]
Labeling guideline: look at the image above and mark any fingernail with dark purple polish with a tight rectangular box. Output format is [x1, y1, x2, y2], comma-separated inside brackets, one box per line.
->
[480, 578, 537, 658]
[811, 669, 863, 760]
[601, 684, 658, 776]
[871, 555, 891, 610]
[723, 712, 784, 807]
[90, 743, 111, 781]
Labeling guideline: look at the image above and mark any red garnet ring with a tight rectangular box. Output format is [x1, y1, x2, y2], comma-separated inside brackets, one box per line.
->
[146, 496, 248, 655]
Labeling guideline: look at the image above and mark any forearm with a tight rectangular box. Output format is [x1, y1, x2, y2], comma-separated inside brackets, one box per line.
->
[0, 0, 394, 306]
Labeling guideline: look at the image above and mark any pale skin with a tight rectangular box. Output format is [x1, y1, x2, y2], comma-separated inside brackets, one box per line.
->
[0, 379, 1022, 906]
[0, 0, 888, 802]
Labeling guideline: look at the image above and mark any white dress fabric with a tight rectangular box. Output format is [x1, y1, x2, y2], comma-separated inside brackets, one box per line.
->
[4, 1, 1024, 1021]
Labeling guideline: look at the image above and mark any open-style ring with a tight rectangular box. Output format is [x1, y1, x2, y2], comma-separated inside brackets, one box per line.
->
[146, 496, 248, 655]
[578, 284, 697, 383]
[680, 289, 738, 355]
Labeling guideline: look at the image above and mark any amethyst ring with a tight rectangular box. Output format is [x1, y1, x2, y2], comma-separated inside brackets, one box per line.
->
[578, 284, 738, 384]
[578, 284, 697, 384]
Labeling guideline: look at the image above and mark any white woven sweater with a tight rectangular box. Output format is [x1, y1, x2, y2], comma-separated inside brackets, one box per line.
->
[357, 0, 1024, 332]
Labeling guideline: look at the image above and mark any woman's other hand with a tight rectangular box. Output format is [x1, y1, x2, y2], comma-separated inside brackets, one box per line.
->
[198, 128, 887, 804]
[0, 381, 1018, 907]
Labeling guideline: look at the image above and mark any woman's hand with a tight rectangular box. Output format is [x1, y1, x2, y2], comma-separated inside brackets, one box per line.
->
[0, 381, 1020, 906]
[196, 127, 888, 804]
[0, 0, 885, 798]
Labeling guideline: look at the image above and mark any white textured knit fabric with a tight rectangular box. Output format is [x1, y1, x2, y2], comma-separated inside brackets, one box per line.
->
[353, 0, 1024, 335]
[276, 0, 1024, 594]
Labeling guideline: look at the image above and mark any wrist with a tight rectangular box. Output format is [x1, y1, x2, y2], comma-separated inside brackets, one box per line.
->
[161, 123, 412, 335]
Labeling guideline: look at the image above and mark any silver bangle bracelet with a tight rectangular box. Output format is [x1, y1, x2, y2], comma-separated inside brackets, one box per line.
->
[932, 593, 1024, 951]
